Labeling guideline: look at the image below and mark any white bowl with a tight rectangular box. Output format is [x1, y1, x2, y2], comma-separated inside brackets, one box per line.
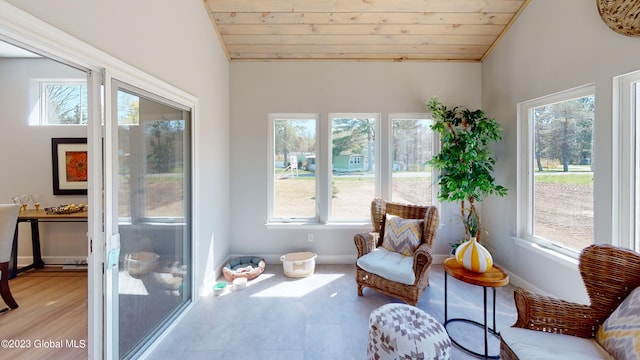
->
[213, 282, 227, 296]
[232, 277, 247, 290]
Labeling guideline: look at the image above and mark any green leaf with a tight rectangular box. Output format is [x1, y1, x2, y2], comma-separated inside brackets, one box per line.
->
[427, 97, 508, 227]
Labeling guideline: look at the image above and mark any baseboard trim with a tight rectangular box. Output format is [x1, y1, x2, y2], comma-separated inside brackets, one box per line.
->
[222, 253, 454, 268]
[16, 256, 87, 267]
[201, 253, 534, 298]
[501, 268, 548, 296]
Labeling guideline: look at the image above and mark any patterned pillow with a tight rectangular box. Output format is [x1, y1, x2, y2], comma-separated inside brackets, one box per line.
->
[381, 214, 423, 256]
[596, 285, 640, 360]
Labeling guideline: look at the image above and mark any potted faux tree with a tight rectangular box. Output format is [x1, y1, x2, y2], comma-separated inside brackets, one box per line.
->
[427, 97, 507, 246]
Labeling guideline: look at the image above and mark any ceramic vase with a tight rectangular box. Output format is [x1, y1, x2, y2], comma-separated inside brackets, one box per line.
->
[455, 237, 493, 273]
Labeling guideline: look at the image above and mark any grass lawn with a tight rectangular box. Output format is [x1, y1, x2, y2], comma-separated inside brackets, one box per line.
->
[273, 168, 594, 252]
[535, 173, 593, 185]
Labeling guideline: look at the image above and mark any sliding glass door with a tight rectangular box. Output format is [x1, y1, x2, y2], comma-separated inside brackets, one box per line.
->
[108, 81, 192, 358]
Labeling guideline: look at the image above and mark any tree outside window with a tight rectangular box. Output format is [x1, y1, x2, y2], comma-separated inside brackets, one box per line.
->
[330, 114, 378, 221]
[42, 82, 88, 125]
[272, 116, 317, 219]
[391, 115, 434, 205]
[529, 93, 595, 253]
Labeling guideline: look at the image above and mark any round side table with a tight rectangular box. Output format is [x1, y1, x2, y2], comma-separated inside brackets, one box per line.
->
[443, 257, 509, 359]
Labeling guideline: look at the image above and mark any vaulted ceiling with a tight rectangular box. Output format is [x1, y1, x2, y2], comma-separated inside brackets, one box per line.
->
[204, 0, 530, 62]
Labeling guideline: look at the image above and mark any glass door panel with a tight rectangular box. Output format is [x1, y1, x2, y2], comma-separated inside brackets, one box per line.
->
[114, 84, 191, 358]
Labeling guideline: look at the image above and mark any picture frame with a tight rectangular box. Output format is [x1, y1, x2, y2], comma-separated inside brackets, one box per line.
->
[52, 137, 88, 195]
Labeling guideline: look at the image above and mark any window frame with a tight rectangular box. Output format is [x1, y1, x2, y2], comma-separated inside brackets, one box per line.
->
[267, 113, 320, 224]
[327, 112, 381, 223]
[388, 113, 438, 206]
[267, 112, 439, 227]
[516, 83, 596, 258]
[31, 79, 89, 126]
[115, 83, 192, 225]
[613, 70, 640, 252]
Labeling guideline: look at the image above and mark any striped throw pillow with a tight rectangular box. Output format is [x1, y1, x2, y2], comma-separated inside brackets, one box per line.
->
[596, 285, 640, 360]
[381, 214, 423, 256]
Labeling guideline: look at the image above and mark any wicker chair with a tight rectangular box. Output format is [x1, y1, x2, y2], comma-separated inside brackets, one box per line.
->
[354, 198, 439, 306]
[500, 244, 640, 359]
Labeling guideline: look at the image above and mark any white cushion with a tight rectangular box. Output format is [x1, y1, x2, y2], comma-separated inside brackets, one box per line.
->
[357, 247, 415, 285]
[500, 327, 614, 360]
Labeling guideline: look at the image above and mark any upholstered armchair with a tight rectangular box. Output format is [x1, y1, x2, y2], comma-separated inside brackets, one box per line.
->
[500, 244, 640, 359]
[354, 198, 439, 306]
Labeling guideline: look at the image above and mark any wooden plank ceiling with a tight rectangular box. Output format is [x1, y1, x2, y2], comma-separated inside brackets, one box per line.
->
[204, 0, 530, 62]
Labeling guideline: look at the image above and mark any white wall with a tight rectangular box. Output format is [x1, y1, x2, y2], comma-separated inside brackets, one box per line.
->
[8, 0, 628, 306]
[482, 0, 640, 303]
[0, 57, 88, 262]
[230, 61, 481, 262]
[5, 0, 231, 294]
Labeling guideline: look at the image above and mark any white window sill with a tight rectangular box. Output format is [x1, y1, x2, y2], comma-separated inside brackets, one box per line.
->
[265, 221, 371, 230]
[512, 236, 579, 269]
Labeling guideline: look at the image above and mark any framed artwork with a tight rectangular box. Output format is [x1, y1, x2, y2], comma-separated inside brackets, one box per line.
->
[52, 137, 88, 195]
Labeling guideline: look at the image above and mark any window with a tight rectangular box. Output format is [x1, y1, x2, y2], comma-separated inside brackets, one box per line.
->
[268, 112, 436, 225]
[614, 70, 640, 252]
[117, 89, 189, 222]
[268, 114, 318, 221]
[37, 80, 88, 125]
[117, 90, 139, 125]
[517, 85, 595, 256]
[113, 83, 192, 358]
[390, 114, 435, 205]
[330, 113, 379, 221]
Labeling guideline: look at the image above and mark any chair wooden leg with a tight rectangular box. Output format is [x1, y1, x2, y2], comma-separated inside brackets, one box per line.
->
[0, 262, 18, 309]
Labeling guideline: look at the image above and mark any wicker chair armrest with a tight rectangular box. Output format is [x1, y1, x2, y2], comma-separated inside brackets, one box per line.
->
[354, 232, 377, 258]
[512, 288, 597, 339]
[413, 243, 433, 276]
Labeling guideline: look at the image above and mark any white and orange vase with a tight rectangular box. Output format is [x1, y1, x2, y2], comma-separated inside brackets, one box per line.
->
[455, 237, 493, 273]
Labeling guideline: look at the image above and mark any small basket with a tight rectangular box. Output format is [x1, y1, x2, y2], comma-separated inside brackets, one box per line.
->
[280, 252, 317, 278]
[124, 251, 159, 277]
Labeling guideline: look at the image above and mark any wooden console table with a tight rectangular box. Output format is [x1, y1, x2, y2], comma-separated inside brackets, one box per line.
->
[9, 209, 88, 279]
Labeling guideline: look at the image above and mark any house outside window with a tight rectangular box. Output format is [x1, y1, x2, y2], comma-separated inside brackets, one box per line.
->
[329, 113, 379, 222]
[268, 114, 318, 222]
[268, 112, 435, 225]
[517, 84, 595, 257]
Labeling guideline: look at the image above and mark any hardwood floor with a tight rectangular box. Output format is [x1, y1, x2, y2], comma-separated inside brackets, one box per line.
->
[0, 268, 87, 360]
